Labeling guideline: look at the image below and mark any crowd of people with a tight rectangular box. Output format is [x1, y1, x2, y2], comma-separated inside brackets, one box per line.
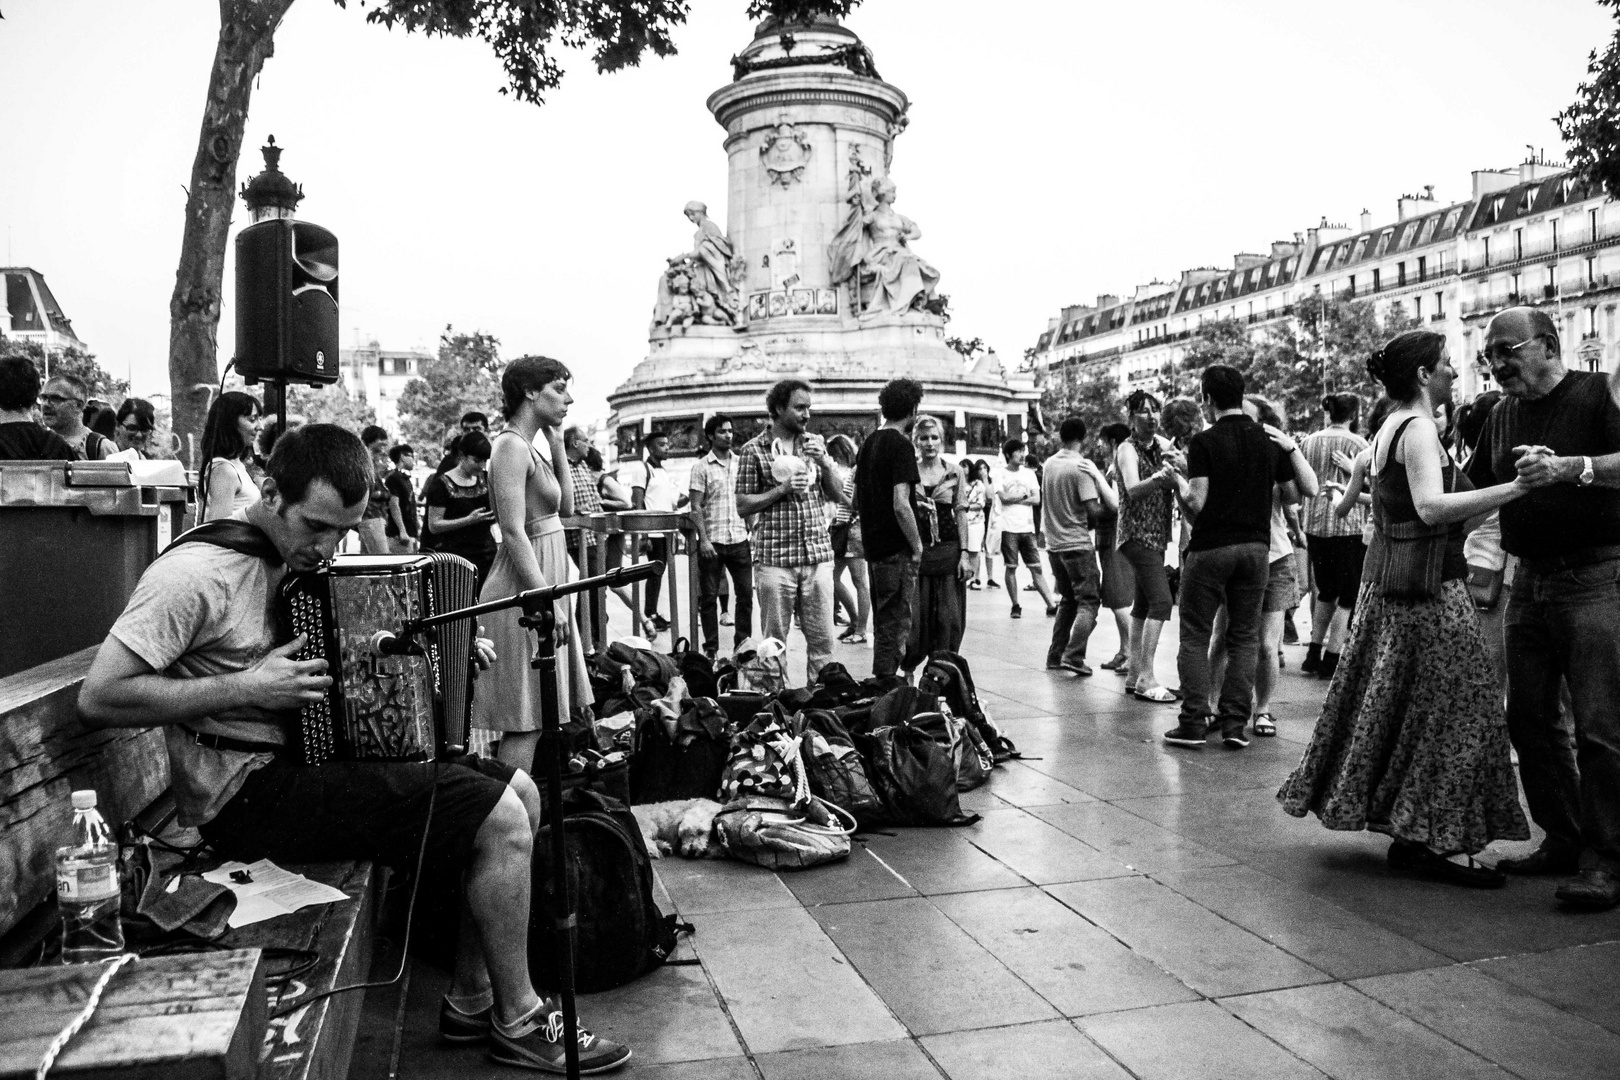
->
[0, 356, 165, 463]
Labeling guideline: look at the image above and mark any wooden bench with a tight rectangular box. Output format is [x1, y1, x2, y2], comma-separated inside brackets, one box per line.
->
[0, 649, 382, 1080]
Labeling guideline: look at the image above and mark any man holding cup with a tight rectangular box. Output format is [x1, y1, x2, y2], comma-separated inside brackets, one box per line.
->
[735, 379, 847, 683]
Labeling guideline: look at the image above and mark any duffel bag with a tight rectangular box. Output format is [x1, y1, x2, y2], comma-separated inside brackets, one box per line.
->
[858, 714, 981, 827]
[630, 697, 731, 804]
[713, 794, 856, 871]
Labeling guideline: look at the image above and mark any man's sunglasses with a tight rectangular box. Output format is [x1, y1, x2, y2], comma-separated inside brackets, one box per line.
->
[39, 393, 83, 406]
[1482, 338, 1539, 365]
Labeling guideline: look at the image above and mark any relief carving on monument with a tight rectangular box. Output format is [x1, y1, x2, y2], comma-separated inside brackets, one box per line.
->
[828, 150, 941, 319]
[652, 201, 747, 330]
[760, 120, 812, 187]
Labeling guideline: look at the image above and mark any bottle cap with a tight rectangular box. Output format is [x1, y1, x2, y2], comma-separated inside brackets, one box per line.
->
[71, 790, 97, 811]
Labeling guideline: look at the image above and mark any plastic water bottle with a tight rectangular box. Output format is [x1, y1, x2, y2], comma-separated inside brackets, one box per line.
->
[57, 790, 125, 963]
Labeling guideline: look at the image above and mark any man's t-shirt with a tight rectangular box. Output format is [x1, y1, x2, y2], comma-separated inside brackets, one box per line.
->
[855, 427, 922, 561]
[1466, 370, 1620, 560]
[363, 459, 390, 521]
[1186, 414, 1291, 552]
[385, 470, 418, 538]
[1041, 451, 1100, 552]
[108, 519, 285, 827]
[0, 421, 76, 461]
[994, 466, 1040, 534]
[619, 457, 678, 512]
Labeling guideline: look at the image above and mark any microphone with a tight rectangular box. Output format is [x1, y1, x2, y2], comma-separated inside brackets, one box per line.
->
[369, 630, 419, 657]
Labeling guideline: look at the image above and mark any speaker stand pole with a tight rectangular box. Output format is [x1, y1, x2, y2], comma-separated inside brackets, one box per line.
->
[518, 599, 581, 1080]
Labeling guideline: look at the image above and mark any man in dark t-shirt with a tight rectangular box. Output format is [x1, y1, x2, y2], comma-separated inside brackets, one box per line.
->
[1465, 307, 1620, 909]
[1165, 365, 1308, 750]
[384, 444, 419, 553]
[856, 378, 924, 678]
[0, 355, 77, 461]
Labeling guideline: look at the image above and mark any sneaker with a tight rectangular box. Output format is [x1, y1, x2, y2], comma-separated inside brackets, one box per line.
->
[489, 1009, 632, 1074]
[1023, 584, 1038, 592]
[987, 579, 1002, 589]
[968, 580, 982, 590]
[1282, 620, 1300, 645]
[1060, 660, 1093, 676]
[1045, 605, 1058, 618]
[1162, 722, 1208, 748]
[440, 998, 493, 1044]
[1300, 643, 1322, 674]
[1222, 729, 1250, 749]
[719, 612, 733, 626]
[1317, 651, 1339, 680]
[1010, 605, 1022, 619]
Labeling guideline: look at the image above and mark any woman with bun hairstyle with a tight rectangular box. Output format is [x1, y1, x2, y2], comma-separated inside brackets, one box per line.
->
[1299, 392, 1370, 678]
[470, 357, 591, 773]
[1279, 330, 1530, 888]
[421, 431, 498, 589]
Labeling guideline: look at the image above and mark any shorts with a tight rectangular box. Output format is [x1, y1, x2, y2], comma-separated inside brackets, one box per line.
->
[199, 753, 517, 879]
[1263, 554, 1299, 613]
[964, 516, 986, 553]
[1000, 531, 1041, 566]
[1307, 534, 1367, 609]
[1099, 543, 1136, 610]
[1119, 539, 1173, 621]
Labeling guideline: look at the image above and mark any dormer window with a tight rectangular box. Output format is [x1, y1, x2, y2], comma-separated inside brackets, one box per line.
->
[1490, 196, 1507, 221]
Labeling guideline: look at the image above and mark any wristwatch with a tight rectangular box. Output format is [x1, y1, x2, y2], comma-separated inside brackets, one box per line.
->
[1580, 456, 1596, 486]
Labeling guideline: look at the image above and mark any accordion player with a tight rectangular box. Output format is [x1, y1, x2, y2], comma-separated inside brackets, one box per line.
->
[276, 553, 480, 765]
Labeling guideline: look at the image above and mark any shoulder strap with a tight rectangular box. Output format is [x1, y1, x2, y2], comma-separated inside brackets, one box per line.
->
[160, 519, 282, 566]
[1375, 416, 1421, 471]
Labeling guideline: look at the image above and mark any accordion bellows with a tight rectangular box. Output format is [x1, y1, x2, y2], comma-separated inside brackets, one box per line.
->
[277, 554, 478, 765]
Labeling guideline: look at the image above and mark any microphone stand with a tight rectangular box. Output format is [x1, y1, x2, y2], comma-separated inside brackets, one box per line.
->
[379, 561, 664, 1080]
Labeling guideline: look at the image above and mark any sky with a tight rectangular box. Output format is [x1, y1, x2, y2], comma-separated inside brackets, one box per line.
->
[1, 0, 1614, 425]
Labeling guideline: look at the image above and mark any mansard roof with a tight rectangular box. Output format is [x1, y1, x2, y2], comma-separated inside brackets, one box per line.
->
[1305, 202, 1471, 276]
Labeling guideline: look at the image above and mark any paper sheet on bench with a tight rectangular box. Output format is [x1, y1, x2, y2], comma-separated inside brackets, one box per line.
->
[201, 859, 351, 928]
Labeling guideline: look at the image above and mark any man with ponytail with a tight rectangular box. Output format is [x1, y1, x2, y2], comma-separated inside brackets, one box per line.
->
[1466, 307, 1620, 909]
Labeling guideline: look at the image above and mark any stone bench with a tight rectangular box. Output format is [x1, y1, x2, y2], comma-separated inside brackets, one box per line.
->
[0, 649, 382, 1080]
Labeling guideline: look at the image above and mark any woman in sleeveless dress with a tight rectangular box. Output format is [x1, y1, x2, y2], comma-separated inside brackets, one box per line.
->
[472, 356, 591, 773]
[1279, 330, 1531, 887]
[199, 391, 262, 521]
[905, 415, 968, 673]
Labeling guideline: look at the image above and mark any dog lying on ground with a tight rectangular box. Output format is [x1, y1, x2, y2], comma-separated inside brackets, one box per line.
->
[631, 798, 725, 859]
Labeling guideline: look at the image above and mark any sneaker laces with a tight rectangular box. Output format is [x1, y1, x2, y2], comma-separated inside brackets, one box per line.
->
[543, 1011, 597, 1049]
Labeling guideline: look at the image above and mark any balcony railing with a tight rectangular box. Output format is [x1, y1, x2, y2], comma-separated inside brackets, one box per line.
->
[1459, 222, 1620, 273]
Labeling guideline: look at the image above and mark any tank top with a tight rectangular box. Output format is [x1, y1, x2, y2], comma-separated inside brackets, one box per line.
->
[1116, 436, 1172, 551]
[1373, 417, 1467, 582]
[493, 429, 564, 538]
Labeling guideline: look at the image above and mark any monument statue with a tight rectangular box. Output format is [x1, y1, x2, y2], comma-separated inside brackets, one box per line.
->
[652, 201, 744, 329]
[828, 175, 940, 319]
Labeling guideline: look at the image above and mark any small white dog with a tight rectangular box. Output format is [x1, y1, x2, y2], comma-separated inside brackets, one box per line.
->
[632, 799, 725, 859]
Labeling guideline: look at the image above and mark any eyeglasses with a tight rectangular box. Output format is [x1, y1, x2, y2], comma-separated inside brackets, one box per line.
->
[119, 423, 152, 437]
[39, 393, 83, 406]
[1482, 338, 1538, 364]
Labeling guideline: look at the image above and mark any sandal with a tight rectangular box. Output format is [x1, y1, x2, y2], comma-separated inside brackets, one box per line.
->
[840, 632, 868, 644]
[1100, 653, 1129, 671]
[1134, 686, 1178, 704]
[968, 581, 982, 590]
[1253, 713, 1277, 738]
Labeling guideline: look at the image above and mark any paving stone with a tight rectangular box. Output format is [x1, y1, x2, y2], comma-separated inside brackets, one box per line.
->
[775, 843, 917, 906]
[1047, 875, 1330, 997]
[620, 1057, 758, 1080]
[861, 827, 1028, 896]
[1354, 964, 1620, 1080]
[921, 1019, 1133, 1080]
[961, 807, 1136, 885]
[1473, 941, 1620, 1035]
[581, 963, 744, 1065]
[756, 1040, 943, 1079]
[1079, 1000, 1328, 1079]
[976, 759, 1097, 808]
[1153, 864, 1448, 980]
[656, 857, 802, 915]
[811, 897, 1059, 1035]
[697, 905, 906, 1053]
[1030, 801, 1237, 873]
[933, 887, 1199, 1017]
[1223, 981, 1502, 1079]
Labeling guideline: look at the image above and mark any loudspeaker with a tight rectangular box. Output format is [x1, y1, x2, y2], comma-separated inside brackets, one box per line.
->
[234, 218, 339, 385]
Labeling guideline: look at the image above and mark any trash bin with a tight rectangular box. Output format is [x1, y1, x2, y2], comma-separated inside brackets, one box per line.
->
[0, 460, 192, 678]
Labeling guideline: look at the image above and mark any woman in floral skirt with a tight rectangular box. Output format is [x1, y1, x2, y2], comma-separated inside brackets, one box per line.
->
[1278, 330, 1531, 887]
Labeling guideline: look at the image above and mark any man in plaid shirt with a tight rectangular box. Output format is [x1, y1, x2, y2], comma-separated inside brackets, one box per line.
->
[564, 425, 605, 650]
[735, 379, 847, 682]
[689, 413, 753, 657]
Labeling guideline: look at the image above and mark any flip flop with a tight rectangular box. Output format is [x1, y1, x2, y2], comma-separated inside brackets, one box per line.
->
[1100, 654, 1129, 671]
[1134, 686, 1178, 704]
[1253, 713, 1277, 737]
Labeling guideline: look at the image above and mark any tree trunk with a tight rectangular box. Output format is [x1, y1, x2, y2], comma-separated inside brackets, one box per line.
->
[168, 0, 294, 467]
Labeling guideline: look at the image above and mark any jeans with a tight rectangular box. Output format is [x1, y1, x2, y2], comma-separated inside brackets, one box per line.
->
[867, 554, 918, 678]
[1505, 557, 1620, 873]
[357, 518, 389, 555]
[756, 561, 835, 683]
[699, 541, 754, 653]
[1175, 542, 1269, 733]
[643, 535, 669, 616]
[1048, 548, 1101, 668]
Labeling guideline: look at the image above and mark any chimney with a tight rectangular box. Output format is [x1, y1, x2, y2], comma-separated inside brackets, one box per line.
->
[1359, 208, 1372, 232]
[1397, 186, 1439, 221]
[1233, 252, 1267, 270]
[1095, 294, 1119, 310]
[1268, 240, 1300, 259]
[1472, 168, 1518, 200]
[1314, 216, 1352, 245]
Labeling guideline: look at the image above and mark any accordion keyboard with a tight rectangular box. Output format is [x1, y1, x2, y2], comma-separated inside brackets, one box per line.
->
[285, 588, 338, 764]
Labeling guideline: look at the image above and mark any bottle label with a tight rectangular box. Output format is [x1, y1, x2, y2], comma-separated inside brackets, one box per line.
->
[58, 860, 119, 902]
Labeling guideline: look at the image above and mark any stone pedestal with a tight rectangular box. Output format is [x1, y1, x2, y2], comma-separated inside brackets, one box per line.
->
[609, 18, 1035, 460]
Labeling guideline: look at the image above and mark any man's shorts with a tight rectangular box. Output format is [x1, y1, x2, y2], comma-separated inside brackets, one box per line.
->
[1263, 554, 1299, 614]
[199, 754, 517, 878]
[1000, 531, 1041, 567]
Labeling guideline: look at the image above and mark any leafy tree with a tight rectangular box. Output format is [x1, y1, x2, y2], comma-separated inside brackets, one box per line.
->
[1559, 0, 1620, 200]
[394, 325, 505, 449]
[946, 335, 987, 361]
[1170, 317, 1259, 399]
[167, 0, 691, 455]
[1037, 360, 1123, 460]
[283, 383, 376, 431]
[747, 0, 861, 19]
[2, 335, 129, 400]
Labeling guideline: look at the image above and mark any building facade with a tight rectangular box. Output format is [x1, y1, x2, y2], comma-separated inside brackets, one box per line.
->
[338, 340, 431, 432]
[1030, 156, 1617, 404]
[2, 267, 87, 355]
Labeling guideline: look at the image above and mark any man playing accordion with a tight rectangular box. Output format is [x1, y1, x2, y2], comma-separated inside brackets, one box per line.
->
[79, 423, 630, 1075]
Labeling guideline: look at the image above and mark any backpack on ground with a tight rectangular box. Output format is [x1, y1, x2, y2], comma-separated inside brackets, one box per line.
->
[529, 787, 691, 993]
[630, 697, 731, 804]
[714, 794, 856, 870]
[857, 713, 981, 827]
[923, 650, 1020, 762]
[799, 708, 886, 826]
[940, 708, 994, 792]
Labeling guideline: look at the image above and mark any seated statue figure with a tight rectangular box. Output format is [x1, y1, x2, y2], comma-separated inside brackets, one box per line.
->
[828, 176, 940, 317]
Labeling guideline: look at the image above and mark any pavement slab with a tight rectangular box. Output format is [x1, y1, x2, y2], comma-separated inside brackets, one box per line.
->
[920, 1020, 1134, 1080]
[1079, 1000, 1329, 1080]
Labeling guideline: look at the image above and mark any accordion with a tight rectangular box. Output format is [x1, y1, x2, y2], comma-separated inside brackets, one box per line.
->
[276, 553, 479, 765]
